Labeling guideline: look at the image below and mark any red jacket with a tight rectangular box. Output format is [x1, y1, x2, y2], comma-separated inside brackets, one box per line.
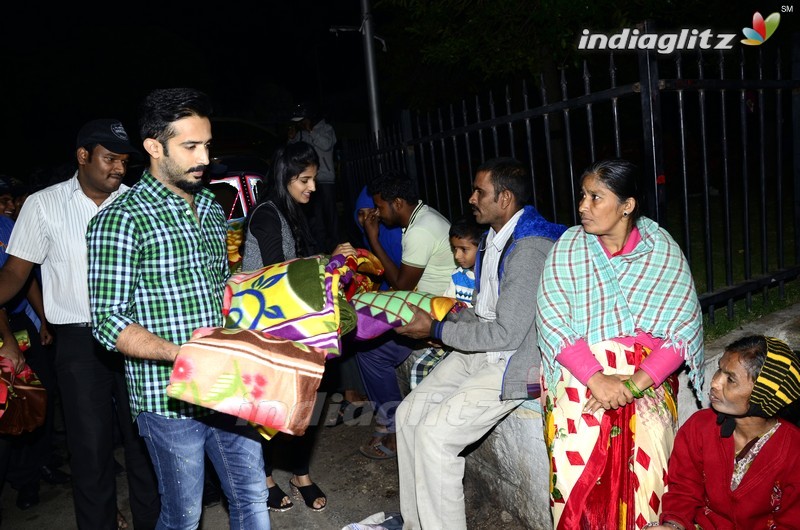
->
[661, 408, 800, 529]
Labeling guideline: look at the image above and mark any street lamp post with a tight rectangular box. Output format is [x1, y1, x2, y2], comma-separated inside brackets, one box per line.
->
[331, 0, 384, 147]
[361, 0, 382, 145]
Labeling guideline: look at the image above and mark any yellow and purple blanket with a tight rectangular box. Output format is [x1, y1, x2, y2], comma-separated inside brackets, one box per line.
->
[223, 255, 352, 358]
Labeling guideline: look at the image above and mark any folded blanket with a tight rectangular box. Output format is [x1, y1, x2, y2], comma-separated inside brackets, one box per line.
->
[223, 256, 346, 357]
[0, 330, 30, 351]
[349, 290, 463, 340]
[340, 249, 385, 300]
[166, 328, 326, 436]
[224, 251, 385, 357]
[226, 217, 246, 273]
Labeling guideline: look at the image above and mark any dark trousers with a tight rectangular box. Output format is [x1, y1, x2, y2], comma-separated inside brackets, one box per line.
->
[262, 391, 329, 478]
[355, 335, 414, 433]
[312, 181, 340, 252]
[0, 312, 54, 493]
[54, 326, 160, 530]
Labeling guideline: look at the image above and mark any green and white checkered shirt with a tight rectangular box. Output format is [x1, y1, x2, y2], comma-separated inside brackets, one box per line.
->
[87, 171, 229, 418]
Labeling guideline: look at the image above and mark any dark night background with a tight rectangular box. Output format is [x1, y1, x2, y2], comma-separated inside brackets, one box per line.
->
[0, 2, 375, 179]
[0, 1, 796, 182]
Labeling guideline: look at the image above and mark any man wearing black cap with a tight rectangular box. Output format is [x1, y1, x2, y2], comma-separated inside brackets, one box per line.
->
[0, 119, 160, 529]
[288, 102, 340, 251]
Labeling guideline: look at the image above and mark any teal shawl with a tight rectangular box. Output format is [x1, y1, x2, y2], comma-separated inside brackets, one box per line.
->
[535, 216, 704, 393]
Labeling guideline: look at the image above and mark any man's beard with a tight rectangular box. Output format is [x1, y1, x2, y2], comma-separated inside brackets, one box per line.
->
[162, 157, 207, 195]
[174, 175, 207, 194]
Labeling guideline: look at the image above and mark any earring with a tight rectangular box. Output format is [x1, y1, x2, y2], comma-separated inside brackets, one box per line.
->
[623, 211, 629, 217]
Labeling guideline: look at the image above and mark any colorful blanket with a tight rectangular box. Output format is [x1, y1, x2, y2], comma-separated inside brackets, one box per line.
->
[340, 248, 385, 300]
[223, 255, 355, 358]
[0, 330, 30, 352]
[226, 217, 246, 273]
[171, 250, 388, 436]
[166, 327, 326, 436]
[350, 290, 463, 340]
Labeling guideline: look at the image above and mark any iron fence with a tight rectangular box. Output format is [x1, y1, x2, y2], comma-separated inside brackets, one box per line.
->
[341, 29, 800, 324]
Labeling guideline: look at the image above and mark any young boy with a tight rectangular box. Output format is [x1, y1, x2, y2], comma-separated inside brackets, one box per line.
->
[410, 214, 485, 388]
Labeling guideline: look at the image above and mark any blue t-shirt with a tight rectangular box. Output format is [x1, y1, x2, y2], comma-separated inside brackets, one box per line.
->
[0, 216, 37, 324]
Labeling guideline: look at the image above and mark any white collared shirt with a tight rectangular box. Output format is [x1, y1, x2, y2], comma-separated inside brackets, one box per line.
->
[6, 173, 128, 324]
[475, 208, 523, 363]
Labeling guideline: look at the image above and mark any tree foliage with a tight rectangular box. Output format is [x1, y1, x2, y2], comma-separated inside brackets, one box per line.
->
[374, 0, 730, 109]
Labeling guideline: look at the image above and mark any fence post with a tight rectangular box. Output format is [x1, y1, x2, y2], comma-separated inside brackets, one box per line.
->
[637, 20, 666, 224]
[793, 32, 800, 263]
[400, 109, 418, 181]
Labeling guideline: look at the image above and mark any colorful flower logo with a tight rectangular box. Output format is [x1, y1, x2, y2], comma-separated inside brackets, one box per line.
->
[741, 12, 780, 46]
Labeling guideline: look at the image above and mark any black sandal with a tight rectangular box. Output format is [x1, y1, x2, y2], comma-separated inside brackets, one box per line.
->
[325, 400, 350, 428]
[267, 484, 294, 512]
[289, 479, 327, 512]
[326, 399, 371, 428]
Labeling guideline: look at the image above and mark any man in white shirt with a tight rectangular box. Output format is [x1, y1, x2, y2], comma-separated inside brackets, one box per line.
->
[356, 171, 453, 460]
[0, 119, 160, 529]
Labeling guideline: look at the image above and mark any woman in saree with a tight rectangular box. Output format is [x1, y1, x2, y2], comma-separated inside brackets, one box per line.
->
[535, 158, 704, 529]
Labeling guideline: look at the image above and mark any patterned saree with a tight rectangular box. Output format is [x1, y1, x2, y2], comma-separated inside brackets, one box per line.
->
[543, 339, 678, 529]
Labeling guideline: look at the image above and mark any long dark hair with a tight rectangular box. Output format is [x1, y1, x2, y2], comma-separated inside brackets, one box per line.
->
[271, 141, 319, 256]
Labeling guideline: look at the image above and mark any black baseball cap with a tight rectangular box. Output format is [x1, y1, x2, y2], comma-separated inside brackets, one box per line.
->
[76, 119, 140, 155]
[290, 102, 315, 122]
[0, 175, 12, 195]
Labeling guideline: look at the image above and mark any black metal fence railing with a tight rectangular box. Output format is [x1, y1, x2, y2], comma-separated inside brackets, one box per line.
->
[341, 30, 800, 325]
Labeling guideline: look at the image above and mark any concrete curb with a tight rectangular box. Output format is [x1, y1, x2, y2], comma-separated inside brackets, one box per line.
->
[465, 303, 800, 529]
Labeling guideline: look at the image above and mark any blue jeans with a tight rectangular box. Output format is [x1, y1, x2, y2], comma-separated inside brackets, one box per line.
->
[138, 412, 270, 530]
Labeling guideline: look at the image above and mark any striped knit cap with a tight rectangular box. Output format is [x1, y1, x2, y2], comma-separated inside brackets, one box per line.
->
[749, 336, 800, 417]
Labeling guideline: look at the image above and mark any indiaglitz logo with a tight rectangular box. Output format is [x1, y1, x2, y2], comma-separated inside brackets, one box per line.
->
[741, 12, 780, 46]
[577, 28, 736, 54]
[578, 12, 783, 54]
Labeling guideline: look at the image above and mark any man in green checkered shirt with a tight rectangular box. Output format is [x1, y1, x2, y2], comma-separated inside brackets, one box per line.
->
[86, 88, 270, 529]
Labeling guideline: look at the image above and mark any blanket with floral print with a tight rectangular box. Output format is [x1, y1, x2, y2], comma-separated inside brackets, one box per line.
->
[166, 327, 325, 436]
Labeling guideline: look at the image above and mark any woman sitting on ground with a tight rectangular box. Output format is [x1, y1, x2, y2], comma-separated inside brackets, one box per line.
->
[646, 335, 800, 529]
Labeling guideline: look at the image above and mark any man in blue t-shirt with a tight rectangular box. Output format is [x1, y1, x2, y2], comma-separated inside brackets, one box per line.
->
[0, 176, 59, 513]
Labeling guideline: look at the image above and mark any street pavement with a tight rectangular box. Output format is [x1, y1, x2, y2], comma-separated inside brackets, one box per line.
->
[2, 302, 798, 529]
[1, 397, 403, 530]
